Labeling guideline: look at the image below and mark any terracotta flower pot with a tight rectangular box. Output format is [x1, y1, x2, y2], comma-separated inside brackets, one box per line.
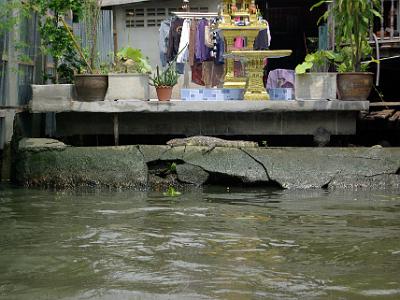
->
[337, 72, 373, 101]
[156, 86, 173, 101]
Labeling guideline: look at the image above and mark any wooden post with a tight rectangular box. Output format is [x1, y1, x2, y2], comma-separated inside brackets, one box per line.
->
[390, 0, 395, 39]
[380, 0, 385, 39]
[113, 113, 119, 146]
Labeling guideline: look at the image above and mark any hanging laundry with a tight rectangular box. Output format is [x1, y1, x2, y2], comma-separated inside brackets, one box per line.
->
[253, 19, 271, 50]
[195, 19, 211, 62]
[167, 18, 184, 62]
[191, 62, 205, 86]
[177, 19, 191, 63]
[202, 61, 225, 88]
[211, 30, 225, 64]
[204, 25, 214, 48]
[253, 28, 272, 50]
[215, 31, 225, 65]
[159, 19, 171, 67]
[188, 19, 198, 67]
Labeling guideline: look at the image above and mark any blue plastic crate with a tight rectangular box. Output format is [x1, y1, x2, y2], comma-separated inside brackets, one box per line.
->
[181, 89, 244, 101]
[267, 88, 294, 101]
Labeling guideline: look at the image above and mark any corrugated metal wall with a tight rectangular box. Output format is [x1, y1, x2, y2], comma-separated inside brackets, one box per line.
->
[73, 10, 114, 66]
[0, 4, 41, 106]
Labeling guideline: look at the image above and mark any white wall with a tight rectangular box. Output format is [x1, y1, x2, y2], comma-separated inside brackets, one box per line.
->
[115, 0, 219, 68]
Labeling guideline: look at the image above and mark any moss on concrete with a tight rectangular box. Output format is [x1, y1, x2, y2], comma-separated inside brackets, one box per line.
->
[14, 139, 400, 190]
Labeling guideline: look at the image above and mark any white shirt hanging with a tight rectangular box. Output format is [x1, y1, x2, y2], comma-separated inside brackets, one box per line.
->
[177, 19, 191, 63]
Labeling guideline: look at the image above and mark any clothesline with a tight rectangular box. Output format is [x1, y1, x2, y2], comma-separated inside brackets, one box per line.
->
[171, 11, 219, 19]
[159, 13, 271, 88]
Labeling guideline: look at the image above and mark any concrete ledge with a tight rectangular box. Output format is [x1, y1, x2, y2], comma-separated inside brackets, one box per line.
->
[30, 96, 369, 114]
[69, 99, 369, 113]
[15, 138, 400, 190]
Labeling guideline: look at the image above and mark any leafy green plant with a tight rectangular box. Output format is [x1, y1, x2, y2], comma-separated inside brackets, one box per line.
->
[295, 50, 337, 74]
[169, 162, 177, 173]
[163, 186, 182, 197]
[149, 62, 179, 88]
[0, 1, 30, 35]
[30, 0, 84, 83]
[312, 0, 382, 72]
[334, 43, 379, 73]
[113, 47, 152, 74]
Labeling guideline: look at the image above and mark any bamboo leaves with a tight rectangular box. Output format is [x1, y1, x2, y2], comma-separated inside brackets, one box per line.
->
[312, 0, 382, 72]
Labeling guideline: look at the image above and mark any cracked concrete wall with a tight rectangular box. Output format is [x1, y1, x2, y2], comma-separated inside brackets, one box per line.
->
[14, 138, 400, 190]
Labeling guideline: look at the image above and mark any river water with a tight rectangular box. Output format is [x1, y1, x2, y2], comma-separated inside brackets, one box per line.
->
[0, 185, 399, 300]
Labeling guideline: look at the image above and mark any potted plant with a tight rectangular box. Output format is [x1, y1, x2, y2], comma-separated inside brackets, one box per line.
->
[149, 62, 179, 101]
[312, 0, 382, 101]
[106, 47, 152, 101]
[295, 50, 338, 100]
[68, 0, 108, 102]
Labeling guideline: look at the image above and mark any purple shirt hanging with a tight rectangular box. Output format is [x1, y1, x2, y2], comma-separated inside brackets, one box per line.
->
[195, 19, 210, 62]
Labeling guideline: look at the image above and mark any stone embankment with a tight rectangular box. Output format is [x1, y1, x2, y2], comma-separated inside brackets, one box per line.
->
[15, 138, 400, 190]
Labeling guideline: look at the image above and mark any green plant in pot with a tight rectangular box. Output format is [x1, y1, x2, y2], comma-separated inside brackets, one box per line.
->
[63, 0, 108, 102]
[106, 47, 152, 101]
[295, 50, 337, 74]
[114, 47, 152, 74]
[295, 50, 339, 100]
[149, 62, 179, 101]
[312, 0, 382, 101]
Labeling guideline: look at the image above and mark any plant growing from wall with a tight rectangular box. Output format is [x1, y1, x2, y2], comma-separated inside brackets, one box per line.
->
[312, 0, 382, 72]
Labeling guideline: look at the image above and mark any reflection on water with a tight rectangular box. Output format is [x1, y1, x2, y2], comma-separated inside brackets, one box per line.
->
[0, 185, 399, 299]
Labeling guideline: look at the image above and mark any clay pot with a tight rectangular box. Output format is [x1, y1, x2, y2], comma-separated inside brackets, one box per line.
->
[156, 86, 173, 101]
[337, 72, 373, 101]
[74, 74, 108, 102]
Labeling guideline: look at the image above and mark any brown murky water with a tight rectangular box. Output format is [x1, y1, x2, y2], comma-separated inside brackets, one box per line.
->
[0, 185, 400, 299]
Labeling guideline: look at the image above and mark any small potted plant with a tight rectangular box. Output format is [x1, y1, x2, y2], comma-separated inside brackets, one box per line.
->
[149, 62, 179, 101]
[312, 0, 382, 101]
[106, 47, 152, 101]
[295, 50, 338, 100]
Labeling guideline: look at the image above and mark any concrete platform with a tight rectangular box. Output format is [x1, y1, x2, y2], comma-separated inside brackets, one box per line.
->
[33, 100, 369, 142]
[31, 99, 369, 113]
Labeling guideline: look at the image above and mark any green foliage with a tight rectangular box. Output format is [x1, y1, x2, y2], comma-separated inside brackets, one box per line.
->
[149, 63, 178, 88]
[163, 186, 182, 197]
[312, 0, 382, 72]
[0, 1, 31, 35]
[114, 47, 152, 74]
[169, 162, 177, 173]
[295, 50, 337, 74]
[334, 43, 375, 73]
[29, 0, 84, 83]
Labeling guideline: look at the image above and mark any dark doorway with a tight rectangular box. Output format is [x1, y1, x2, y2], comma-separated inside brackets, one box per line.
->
[255, 0, 326, 71]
